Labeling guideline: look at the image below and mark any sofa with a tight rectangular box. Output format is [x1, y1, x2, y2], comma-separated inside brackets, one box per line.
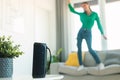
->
[50, 49, 120, 80]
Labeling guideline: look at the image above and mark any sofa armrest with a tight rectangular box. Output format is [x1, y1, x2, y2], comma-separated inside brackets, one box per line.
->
[50, 62, 64, 74]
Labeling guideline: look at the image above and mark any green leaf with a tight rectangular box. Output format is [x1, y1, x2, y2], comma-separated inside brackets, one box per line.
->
[56, 48, 63, 56]
[0, 35, 24, 58]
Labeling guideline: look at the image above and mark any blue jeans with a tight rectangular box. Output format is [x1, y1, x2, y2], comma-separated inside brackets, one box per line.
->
[77, 28, 101, 65]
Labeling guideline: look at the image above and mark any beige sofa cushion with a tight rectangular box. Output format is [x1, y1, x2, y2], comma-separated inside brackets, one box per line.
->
[58, 63, 87, 76]
[87, 64, 120, 76]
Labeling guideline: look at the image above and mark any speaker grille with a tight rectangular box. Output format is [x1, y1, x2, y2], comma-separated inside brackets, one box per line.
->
[32, 43, 47, 78]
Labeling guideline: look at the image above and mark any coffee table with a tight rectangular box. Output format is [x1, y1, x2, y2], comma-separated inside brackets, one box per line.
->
[0, 74, 64, 80]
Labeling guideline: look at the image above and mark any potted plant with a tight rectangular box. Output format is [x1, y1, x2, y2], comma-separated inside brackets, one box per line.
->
[51, 48, 63, 62]
[0, 35, 24, 78]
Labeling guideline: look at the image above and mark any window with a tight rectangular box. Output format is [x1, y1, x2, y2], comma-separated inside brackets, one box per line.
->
[106, 1, 120, 50]
[70, 1, 120, 51]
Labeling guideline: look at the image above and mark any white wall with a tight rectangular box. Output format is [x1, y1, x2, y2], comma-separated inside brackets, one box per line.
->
[0, 0, 56, 76]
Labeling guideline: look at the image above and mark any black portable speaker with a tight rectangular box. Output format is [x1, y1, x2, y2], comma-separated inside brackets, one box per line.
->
[32, 42, 51, 78]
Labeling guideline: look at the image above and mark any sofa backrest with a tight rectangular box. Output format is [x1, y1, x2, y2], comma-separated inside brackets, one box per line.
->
[83, 51, 106, 67]
[83, 49, 120, 67]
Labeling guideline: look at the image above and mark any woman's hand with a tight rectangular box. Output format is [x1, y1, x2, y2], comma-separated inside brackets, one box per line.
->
[102, 35, 107, 40]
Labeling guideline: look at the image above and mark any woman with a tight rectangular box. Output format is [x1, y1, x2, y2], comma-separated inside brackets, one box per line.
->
[67, 0, 107, 71]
